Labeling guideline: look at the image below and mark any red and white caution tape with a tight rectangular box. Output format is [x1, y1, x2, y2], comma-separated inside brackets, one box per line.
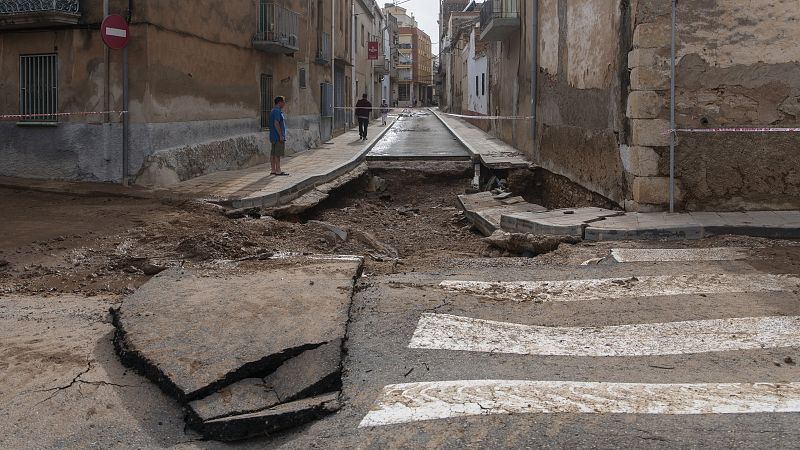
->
[0, 110, 128, 120]
[440, 112, 533, 120]
[666, 127, 800, 135]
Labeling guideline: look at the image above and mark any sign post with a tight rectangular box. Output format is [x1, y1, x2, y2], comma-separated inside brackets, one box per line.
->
[101, 14, 130, 184]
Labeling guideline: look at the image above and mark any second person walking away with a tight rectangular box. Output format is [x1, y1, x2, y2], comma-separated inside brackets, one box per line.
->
[380, 99, 389, 126]
[268, 96, 289, 176]
[356, 94, 372, 141]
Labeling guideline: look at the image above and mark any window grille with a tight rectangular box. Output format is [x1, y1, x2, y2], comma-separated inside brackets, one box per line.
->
[19, 54, 58, 122]
[260, 74, 274, 129]
[299, 68, 307, 89]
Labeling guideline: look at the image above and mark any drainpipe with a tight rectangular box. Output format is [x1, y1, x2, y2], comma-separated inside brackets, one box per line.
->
[669, 0, 676, 212]
[531, 0, 538, 154]
[121, 0, 131, 185]
[103, 0, 109, 123]
[332, 0, 335, 138]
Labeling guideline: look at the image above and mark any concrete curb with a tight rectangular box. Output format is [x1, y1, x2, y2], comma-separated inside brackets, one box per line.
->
[429, 109, 480, 163]
[430, 109, 533, 170]
[227, 118, 399, 210]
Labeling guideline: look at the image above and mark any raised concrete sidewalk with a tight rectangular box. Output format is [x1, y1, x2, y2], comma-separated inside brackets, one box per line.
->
[459, 192, 800, 241]
[431, 109, 532, 170]
[168, 118, 396, 209]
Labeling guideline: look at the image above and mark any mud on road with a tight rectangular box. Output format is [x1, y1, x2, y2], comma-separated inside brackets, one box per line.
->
[0, 170, 489, 298]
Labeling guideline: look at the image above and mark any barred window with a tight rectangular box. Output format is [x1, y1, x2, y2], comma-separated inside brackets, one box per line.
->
[260, 74, 274, 129]
[19, 54, 58, 122]
[299, 68, 307, 89]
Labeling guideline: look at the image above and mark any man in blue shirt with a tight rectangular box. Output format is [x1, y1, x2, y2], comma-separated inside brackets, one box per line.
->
[268, 96, 288, 176]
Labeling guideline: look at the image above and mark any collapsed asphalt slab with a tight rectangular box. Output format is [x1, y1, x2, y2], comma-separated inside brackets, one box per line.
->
[111, 256, 363, 441]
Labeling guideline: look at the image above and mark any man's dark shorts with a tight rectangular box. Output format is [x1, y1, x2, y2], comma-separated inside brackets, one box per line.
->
[271, 141, 285, 157]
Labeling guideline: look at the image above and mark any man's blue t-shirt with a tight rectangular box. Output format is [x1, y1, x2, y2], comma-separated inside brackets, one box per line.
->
[268, 107, 286, 143]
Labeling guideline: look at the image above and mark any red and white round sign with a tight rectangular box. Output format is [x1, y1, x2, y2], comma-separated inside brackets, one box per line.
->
[101, 15, 129, 50]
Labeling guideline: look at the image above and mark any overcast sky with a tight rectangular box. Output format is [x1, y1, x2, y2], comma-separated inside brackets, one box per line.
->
[393, 0, 441, 55]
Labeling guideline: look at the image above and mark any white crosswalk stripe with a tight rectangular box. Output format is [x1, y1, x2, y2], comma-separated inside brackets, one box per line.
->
[610, 247, 750, 263]
[408, 313, 800, 356]
[359, 380, 800, 427]
[361, 249, 800, 428]
[438, 274, 800, 303]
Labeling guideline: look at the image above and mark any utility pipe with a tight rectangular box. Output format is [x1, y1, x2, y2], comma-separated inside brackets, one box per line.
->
[531, 0, 538, 153]
[669, 0, 676, 212]
[332, 0, 335, 139]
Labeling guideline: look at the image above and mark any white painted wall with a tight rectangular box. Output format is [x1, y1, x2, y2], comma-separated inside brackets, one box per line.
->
[465, 28, 488, 115]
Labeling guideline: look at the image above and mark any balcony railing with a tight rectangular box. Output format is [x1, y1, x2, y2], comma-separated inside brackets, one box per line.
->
[479, 0, 520, 41]
[373, 59, 389, 76]
[253, 1, 299, 54]
[0, 0, 81, 29]
[316, 31, 331, 64]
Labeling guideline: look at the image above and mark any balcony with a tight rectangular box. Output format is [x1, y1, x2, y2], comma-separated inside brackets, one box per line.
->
[479, 0, 520, 41]
[253, 1, 299, 54]
[373, 59, 389, 76]
[0, 0, 81, 30]
[316, 31, 331, 64]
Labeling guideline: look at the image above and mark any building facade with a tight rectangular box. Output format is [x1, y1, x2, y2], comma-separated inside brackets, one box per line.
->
[382, 4, 431, 107]
[440, 0, 800, 212]
[0, 0, 356, 186]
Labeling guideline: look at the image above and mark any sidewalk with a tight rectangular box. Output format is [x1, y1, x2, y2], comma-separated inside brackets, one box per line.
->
[459, 192, 800, 241]
[168, 118, 396, 209]
[431, 109, 532, 170]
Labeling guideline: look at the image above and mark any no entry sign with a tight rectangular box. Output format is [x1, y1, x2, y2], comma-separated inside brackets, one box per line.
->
[101, 14, 129, 50]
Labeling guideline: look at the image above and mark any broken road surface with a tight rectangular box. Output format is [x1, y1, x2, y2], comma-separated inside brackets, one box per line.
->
[111, 256, 363, 441]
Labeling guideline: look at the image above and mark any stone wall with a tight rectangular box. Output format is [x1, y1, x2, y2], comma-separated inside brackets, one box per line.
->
[627, 0, 800, 211]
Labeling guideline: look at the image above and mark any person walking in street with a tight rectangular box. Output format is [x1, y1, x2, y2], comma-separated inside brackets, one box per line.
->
[356, 94, 372, 141]
[269, 96, 288, 176]
[380, 99, 389, 126]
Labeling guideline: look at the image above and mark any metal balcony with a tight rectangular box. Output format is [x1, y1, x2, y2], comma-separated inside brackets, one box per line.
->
[253, 1, 299, 54]
[0, 0, 81, 29]
[373, 59, 389, 76]
[479, 0, 520, 41]
[316, 31, 331, 64]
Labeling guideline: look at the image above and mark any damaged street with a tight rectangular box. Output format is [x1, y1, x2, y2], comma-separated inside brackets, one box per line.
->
[2, 1, 800, 448]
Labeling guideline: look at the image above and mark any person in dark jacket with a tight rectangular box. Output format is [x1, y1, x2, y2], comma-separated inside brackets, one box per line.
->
[355, 94, 372, 141]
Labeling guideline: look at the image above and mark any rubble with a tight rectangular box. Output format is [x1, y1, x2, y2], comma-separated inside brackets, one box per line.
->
[483, 231, 582, 256]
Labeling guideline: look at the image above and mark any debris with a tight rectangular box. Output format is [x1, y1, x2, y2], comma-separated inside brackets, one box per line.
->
[349, 229, 399, 260]
[581, 257, 605, 266]
[483, 230, 581, 256]
[785, 356, 795, 365]
[308, 221, 348, 242]
[366, 175, 387, 193]
[224, 207, 262, 220]
[396, 206, 420, 217]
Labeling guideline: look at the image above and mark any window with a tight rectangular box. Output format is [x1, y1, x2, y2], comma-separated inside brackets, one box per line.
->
[482, 73, 485, 96]
[299, 68, 307, 89]
[19, 54, 58, 122]
[475, 76, 479, 96]
[260, 74, 273, 129]
[398, 84, 410, 101]
[361, 24, 365, 47]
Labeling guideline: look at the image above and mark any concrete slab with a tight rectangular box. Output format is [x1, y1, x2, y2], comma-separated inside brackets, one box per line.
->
[457, 192, 547, 236]
[198, 392, 341, 441]
[263, 339, 343, 403]
[502, 208, 623, 238]
[112, 257, 363, 402]
[188, 378, 281, 424]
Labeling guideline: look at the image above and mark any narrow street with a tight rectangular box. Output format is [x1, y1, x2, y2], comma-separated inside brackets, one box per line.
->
[2, 111, 799, 449]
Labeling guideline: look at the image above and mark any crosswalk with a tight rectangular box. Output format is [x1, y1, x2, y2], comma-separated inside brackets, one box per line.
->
[359, 247, 800, 429]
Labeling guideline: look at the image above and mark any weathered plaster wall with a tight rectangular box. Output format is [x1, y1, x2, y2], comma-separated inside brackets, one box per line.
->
[0, 0, 334, 185]
[630, 0, 800, 210]
[531, 0, 628, 205]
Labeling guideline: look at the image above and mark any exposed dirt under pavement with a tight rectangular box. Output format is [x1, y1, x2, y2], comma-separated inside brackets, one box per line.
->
[0, 171, 487, 298]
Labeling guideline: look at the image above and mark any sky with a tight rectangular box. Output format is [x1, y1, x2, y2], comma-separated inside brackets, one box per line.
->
[391, 0, 441, 55]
